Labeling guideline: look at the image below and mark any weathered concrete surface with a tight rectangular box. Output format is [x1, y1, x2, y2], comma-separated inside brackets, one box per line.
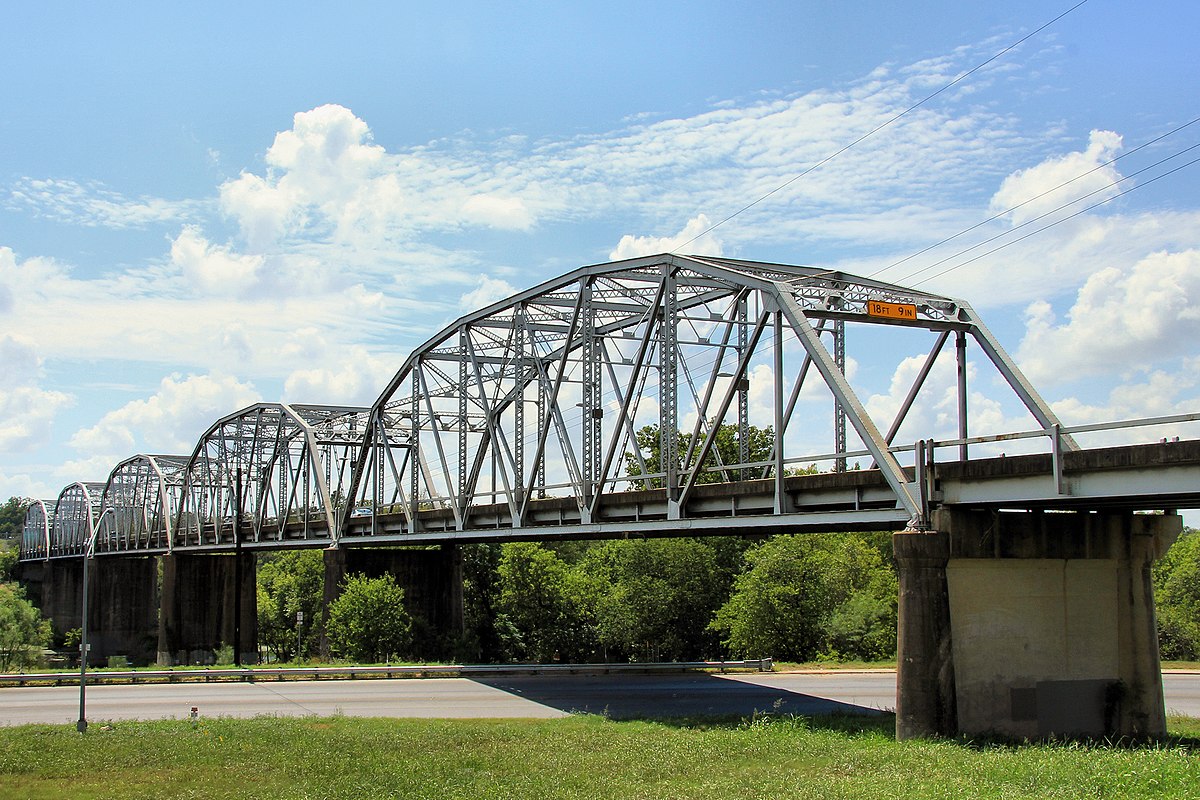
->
[323, 544, 465, 658]
[88, 557, 158, 665]
[896, 509, 1179, 740]
[894, 530, 956, 739]
[157, 552, 257, 665]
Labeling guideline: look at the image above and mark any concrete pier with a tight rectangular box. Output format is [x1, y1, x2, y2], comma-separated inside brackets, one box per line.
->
[157, 552, 257, 665]
[19, 557, 158, 665]
[895, 509, 1179, 740]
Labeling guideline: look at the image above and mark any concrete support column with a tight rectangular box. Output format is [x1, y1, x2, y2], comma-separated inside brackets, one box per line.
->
[38, 559, 85, 638]
[157, 552, 257, 665]
[896, 508, 1180, 740]
[894, 530, 956, 739]
[87, 557, 159, 665]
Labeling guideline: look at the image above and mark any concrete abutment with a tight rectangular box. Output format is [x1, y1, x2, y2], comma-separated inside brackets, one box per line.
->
[895, 508, 1179, 740]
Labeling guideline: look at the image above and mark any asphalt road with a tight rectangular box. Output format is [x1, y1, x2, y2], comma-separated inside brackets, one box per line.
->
[1, 672, 1197, 727]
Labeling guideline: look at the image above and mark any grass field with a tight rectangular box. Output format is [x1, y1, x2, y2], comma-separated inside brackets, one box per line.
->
[1, 713, 1198, 800]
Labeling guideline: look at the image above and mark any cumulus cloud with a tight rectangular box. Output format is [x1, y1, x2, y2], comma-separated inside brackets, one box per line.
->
[283, 345, 395, 406]
[989, 130, 1123, 226]
[170, 225, 263, 294]
[459, 276, 517, 312]
[0, 334, 73, 452]
[68, 373, 261, 462]
[610, 214, 724, 260]
[1016, 249, 1200, 384]
[220, 104, 390, 250]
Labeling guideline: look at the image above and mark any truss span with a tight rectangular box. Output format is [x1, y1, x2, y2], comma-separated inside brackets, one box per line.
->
[341, 254, 1074, 540]
[174, 403, 370, 549]
[95, 454, 189, 554]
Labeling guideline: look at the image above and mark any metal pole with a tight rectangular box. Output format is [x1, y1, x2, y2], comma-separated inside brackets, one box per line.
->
[296, 610, 304, 662]
[76, 548, 90, 733]
[233, 467, 242, 666]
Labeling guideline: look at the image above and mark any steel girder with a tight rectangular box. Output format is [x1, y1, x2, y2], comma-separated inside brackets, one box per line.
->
[95, 454, 189, 554]
[48, 482, 105, 558]
[173, 403, 369, 548]
[343, 254, 1073, 535]
[20, 499, 54, 561]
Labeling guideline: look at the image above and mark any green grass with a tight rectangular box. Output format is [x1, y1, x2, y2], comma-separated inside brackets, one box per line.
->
[1, 714, 1199, 799]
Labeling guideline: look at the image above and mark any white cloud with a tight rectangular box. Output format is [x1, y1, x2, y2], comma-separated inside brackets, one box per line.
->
[989, 130, 1123, 226]
[170, 225, 263, 295]
[610, 214, 724, 260]
[5, 178, 199, 229]
[0, 334, 73, 452]
[1016, 249, 1200, 384]
[283, 345, 395, 406]
[461, 195, 534, 230]
[68, 373, 261, 464]
[459, 276, 517, 312]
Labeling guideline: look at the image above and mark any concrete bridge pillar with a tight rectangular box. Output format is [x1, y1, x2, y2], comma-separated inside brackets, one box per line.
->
[322, 544, 465, 659]
[36, 559, 85, 637]
[88, 556, 159, 665]
[157, 552, 257, 665]
[895, 509, 1179, 740]
[18, 557, 158, 665]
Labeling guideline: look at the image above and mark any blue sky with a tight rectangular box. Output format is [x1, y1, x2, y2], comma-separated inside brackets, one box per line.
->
[2, 0, 1199, 502]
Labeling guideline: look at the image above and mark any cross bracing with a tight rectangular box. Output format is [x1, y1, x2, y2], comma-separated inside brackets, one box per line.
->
[95, 454, 189, 554]
[30, 253, 1200, 563]
[173, 403, 370, 548]
[341, 253, 1075, 539]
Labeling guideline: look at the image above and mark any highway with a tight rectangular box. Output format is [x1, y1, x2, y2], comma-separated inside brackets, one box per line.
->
[2, 671, 1198, 727]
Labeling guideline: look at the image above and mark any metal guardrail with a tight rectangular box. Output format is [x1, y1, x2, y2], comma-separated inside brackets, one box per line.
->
[0, 659, 773, 686]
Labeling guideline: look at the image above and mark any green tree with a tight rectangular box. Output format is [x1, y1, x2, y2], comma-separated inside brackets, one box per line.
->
[1154, 529, 1200, 660]
[495, 542, 599, 662]
[0, 540, 18, 584]
[712, 533, 897, 662]
[0, 497, 28, 541]
[624, 423, 776, 489]
[256, 551, 324, 662]
[326, 573, 412, 663]
[0, 582, 52, 671]
[583, 538, 726, 661]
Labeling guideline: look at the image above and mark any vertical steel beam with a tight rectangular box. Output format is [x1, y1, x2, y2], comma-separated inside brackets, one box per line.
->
[737, 295, 749, 481]
[956, 330, 969, 461]
[834, 319, 847, 472]
[660, 267, 679, 508]
[581, 280, 600, 508]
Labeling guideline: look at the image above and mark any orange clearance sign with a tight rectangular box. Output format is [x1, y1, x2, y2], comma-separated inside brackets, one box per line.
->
[866, 299, 918, 321]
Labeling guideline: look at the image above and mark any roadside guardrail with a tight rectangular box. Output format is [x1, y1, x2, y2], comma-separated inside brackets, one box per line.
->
[0, 658, 773, 686]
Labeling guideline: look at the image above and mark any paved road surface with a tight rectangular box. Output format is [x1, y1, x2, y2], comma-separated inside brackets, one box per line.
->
[0, 672, 1196, 727]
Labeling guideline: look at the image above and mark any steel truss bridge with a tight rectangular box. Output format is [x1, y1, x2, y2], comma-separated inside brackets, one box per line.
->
[20, 254, 1200, 562]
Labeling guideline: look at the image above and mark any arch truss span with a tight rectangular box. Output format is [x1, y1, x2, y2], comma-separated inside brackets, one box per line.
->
[174, 403, 370, 549]
[20, 499, 54, 561]
[49, 482, 105, 558]
[96, 454, 189, 554]
[344, 253, 1075, 539]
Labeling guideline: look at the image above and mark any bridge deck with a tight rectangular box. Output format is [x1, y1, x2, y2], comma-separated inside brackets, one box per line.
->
[45, 439, 1200, 558]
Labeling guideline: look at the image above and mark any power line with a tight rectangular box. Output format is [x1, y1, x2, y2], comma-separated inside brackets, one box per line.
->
[895, 139, 1200, 284]
[912, 154, 1200, 287]
[870, 115, 1200, 280]
[671, 0, 1093, 253]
